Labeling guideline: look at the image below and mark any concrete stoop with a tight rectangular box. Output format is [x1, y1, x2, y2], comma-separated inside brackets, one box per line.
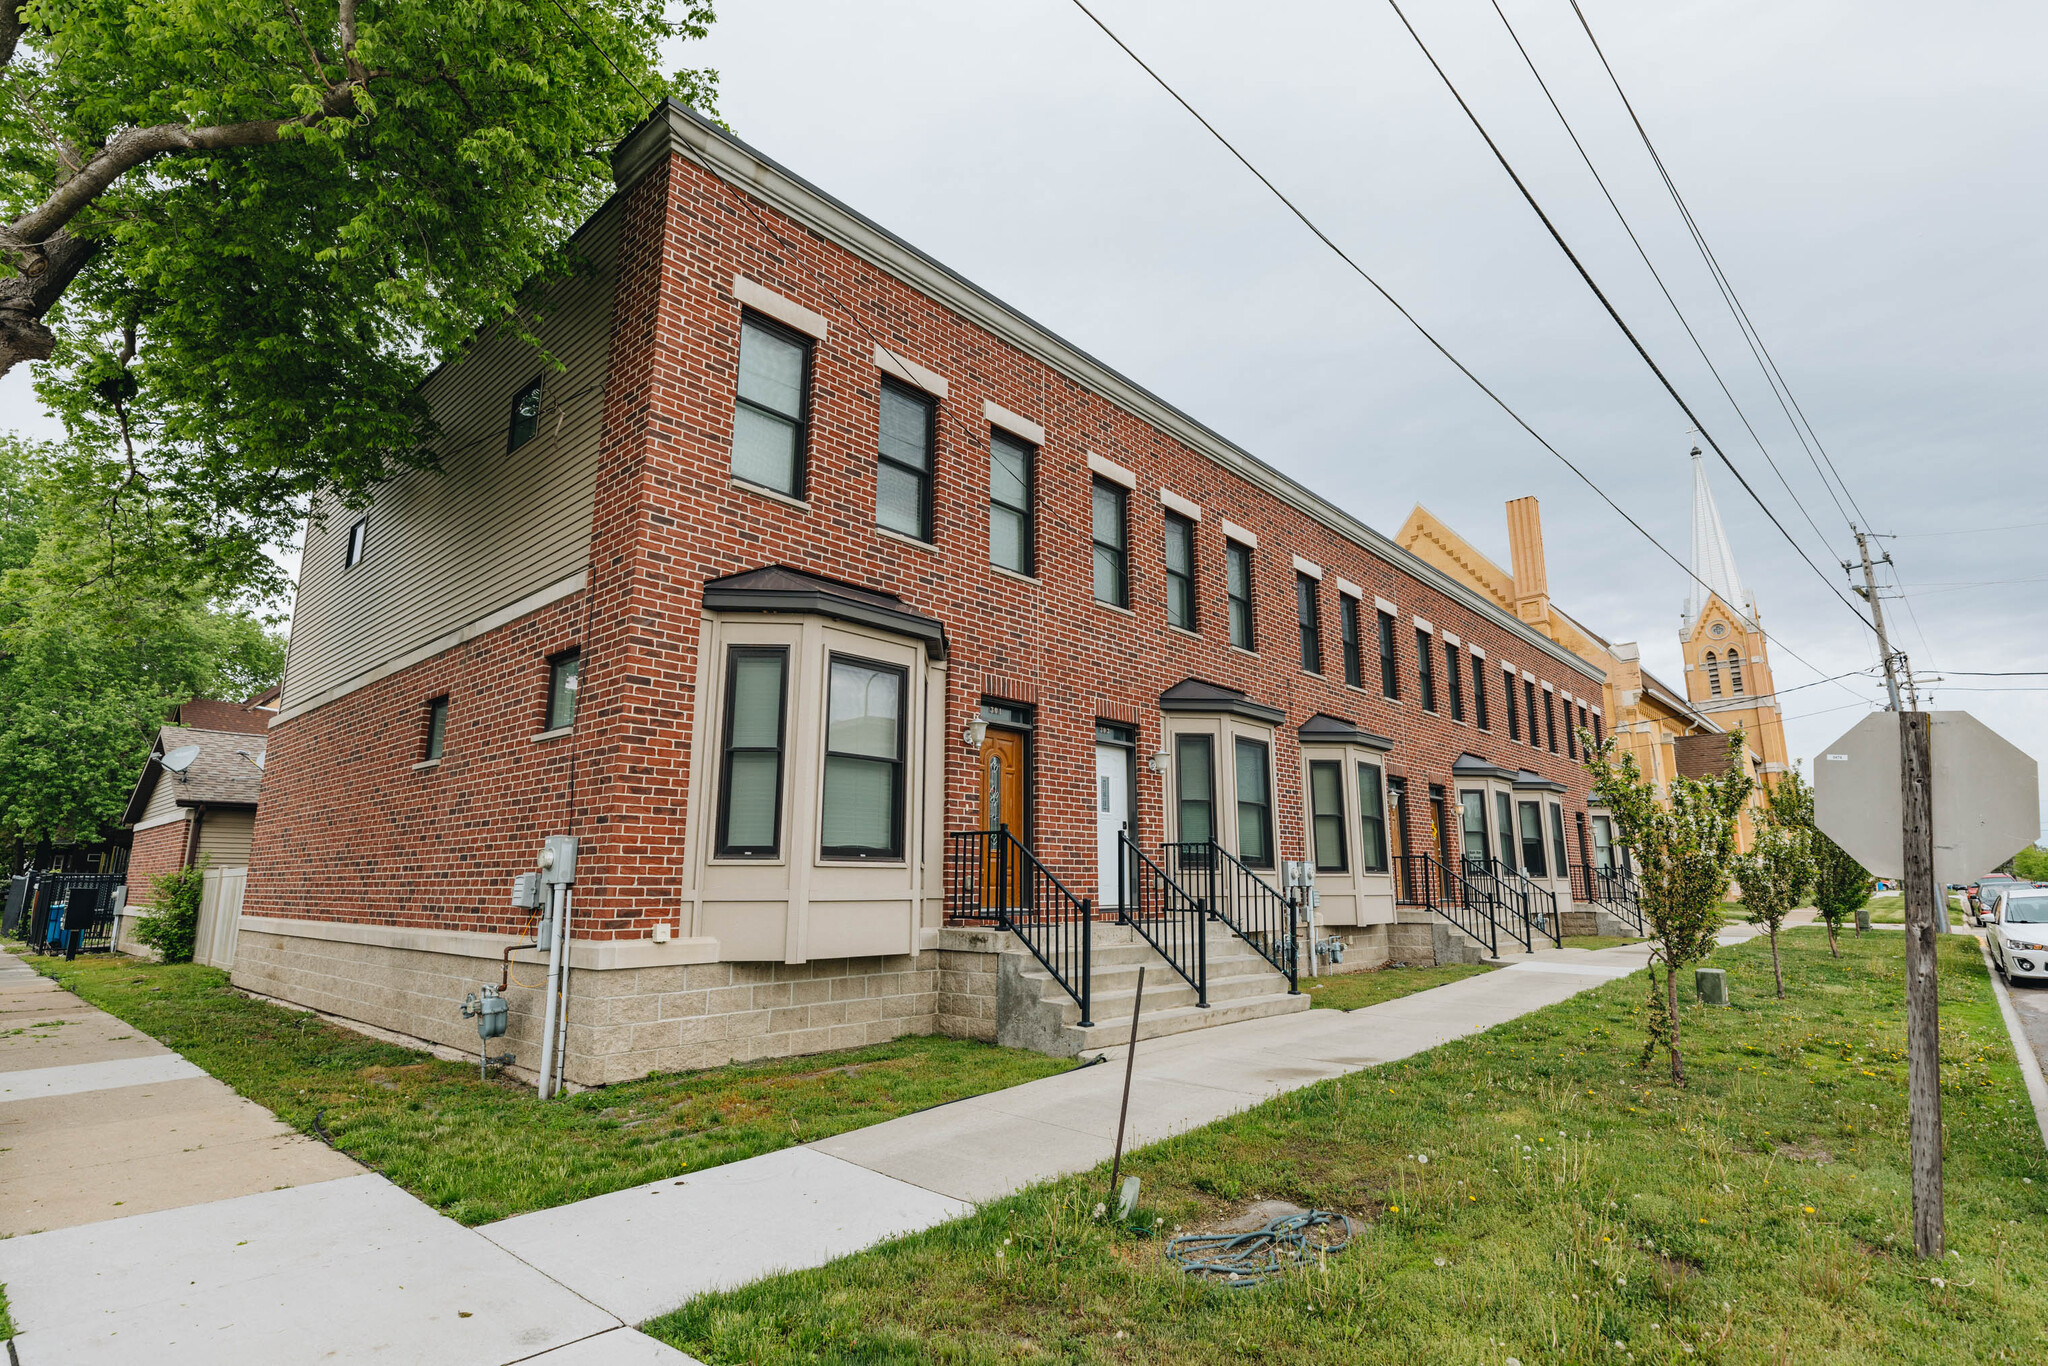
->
[996, 923, 1308, 1057]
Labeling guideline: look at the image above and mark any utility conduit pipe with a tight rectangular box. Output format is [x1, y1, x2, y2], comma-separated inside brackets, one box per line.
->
[551, 887, 575, 1098]
[537, 882, 566, 1098]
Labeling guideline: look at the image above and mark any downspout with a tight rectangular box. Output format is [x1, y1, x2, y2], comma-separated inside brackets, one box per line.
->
[183, 804, 207, 869]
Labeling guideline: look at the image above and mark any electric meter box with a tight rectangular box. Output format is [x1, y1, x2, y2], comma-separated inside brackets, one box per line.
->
[510, 872, 542, 910]
[539, 835, 579, 886]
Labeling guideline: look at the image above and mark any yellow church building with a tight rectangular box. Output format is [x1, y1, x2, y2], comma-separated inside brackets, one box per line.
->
[1395, 454, 1775, 853]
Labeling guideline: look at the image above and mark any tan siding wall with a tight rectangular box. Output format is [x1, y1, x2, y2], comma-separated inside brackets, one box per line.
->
[139, 777, 182, 823]
[280, 204, 623, 711]
[197, 809, 257, 869]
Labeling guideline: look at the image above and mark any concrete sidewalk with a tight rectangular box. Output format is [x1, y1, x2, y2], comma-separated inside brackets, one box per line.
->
[0, 925, 1775, 1358]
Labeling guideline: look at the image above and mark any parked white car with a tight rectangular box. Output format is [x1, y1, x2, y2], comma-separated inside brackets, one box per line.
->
[1988, 890, 2048, 982]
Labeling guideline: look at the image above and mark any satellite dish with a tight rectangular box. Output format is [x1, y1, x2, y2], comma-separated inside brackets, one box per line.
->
[161, 745, 201, 774]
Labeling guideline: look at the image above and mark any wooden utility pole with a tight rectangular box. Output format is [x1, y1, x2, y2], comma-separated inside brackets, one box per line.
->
[1851, 528, 1904, 713]
[1899, 711, 1944, 1258]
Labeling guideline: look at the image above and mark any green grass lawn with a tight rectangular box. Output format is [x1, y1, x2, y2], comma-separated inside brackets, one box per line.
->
[1302, 963, 1497, 1011]
[31, 954, 1072, 1225]
[1866, 894, 1964, 925]
[649, 929, 2046, 1364]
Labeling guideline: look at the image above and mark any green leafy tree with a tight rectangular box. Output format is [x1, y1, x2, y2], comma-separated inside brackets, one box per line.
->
[1811, 833, 1873, 958]
[2013, 845, 2048, 883]
[1737, 767, 1815, 999]
[0, 435, 283, 853]
[1584, 731, 1754, 1084]
[1, 0, 717, 545]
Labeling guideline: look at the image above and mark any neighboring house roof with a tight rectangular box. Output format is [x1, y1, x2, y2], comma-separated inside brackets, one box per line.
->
[122, 726, 267, 826]
[173, 695, 278, 735]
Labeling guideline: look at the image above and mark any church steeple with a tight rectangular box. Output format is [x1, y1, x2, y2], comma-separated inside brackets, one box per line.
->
[1684, 447, 1750, 629]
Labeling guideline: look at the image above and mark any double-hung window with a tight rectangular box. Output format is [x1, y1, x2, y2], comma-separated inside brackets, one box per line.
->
[731, 315, 811, 498]
[1415, 628, 1436, 711]
[1504, 667, 1520, 740]
[988, 429, 1035, 575]
[1459, 790, 1489, 867]
[1377, 610, 1399, 699]
[1549, 803, 1570, 882]
[1577, 703, 1590, 752]
[1495, 791, 1518, 871]
[1091, 478, 1128, 606]
[1226, 542, 1255, 650]
[546, 651, 580, 731]
[507, 376, 543, 452]
[1472, 654, 1489, 729]
[423, 697, 449, 761]
[877, 380, 934, 540]
[1566, 703, 1579, 759]
[345, 518, 368, 569]
[716, 648, 788, 857]
[1593, 711, 1605, 745]
[1308, 760, 1347, 872]
[821, 656, 906, 859]
[1340, 597, 1363, 687]
[1297, 574, 1322, 673]
[1234, 737, 1275, 868]
[1356, 763, 1389, 873]
[1163, 513, 1197, 631]
[1518, 800, 1548, 877]
[1445, 642, 1464, 721]
[1175, 734, 1216, 843]
[1525, 679, 1541, 747]
[1543, 690, 1558, 753]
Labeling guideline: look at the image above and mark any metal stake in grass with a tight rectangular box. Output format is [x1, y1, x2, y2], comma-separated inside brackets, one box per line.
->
[1108, 964, 1145, 1208]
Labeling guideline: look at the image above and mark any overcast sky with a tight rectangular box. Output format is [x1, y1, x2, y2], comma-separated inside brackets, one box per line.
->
[4, 0, 2042, 836]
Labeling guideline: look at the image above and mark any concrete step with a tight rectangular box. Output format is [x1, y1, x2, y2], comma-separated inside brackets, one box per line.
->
[1073, 989, 1310, 1051]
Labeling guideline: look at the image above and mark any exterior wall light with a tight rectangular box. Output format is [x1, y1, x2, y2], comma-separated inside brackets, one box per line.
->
[963, 717, 988, 749]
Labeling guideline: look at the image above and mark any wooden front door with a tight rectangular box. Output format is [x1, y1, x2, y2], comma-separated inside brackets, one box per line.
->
[981, 727, 1029, 908]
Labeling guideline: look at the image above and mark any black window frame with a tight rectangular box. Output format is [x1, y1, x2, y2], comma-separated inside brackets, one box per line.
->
[876, 377, 935, 542]
[1091, 477, 1130, 608]
[1445, 641, 1464, 721]
[1549, 801, 1570, 883]
[423, 695, 449, 761]
[546, 649, 581, 732]
[1233, 736, 1276, 869]
[1593, 711, 1605, 744]
[731, 312, 814, 499]
[1376, 610, 1399, 699]
[820, 653, 909, 861]
[987, 426, 1036, 576]
[1163, 511, 1197, 632]
[1340, 596, 1363, 687]
[507, 374, 544, 453]
[715, 646, 790, 859]
[1565, 701, 1579, 759]
[1296, 573, 1322, 674]
[1174, 733, 1217, 844]
[1519, 799, 1548, 877]
[1415, 628, 1436, 712]
[1543, 689, 1559, 753]
[1525, 678, 1541, 747]
[345, 517, 368, 569]
[1496, 790, 1518, 871]
[1504, 667, 1520, 741]
[1472, 653, 1489, 730]
[1307, 758, 1348, 873]
[1356, 761, 1389, 874]
[1226, 540, 1255, 651]
[1576, 703, 1589, 755]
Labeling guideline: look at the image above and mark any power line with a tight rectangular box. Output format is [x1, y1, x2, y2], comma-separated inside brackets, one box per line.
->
[1483, 0, 1845, 564]
[1380, 0, 1876, 635]
[1564, 0, 1873, 537]
[1060, 0, 1867, 707]
[1886, 518, 2048, 537]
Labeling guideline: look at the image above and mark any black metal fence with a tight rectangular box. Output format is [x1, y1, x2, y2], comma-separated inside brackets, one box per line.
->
[1469, 858, 1562, 948]
[1395, 852, 1516, 957]
[1161, 840, 1299, 993]
[18, 873, 126, 958]
[946, 829, 1093, 1027]
[1119, 831, 1207, 1006]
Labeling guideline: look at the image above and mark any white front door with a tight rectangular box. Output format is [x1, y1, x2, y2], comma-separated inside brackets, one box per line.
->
[1095, 743, 1131, 909]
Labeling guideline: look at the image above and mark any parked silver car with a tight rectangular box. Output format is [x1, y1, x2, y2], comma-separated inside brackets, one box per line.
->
[1987, 890, 2048, 982]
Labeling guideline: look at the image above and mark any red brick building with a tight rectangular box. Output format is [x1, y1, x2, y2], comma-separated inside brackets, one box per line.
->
[238, 103, 1608, 1083]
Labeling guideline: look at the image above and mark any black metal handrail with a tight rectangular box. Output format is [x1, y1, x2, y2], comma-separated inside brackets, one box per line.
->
[1570, 861, 1646, 936]
[946, 829, 1093, 1027]
[1470, 858, 1562, 947]
[1396, 852, 1522, 957]
[1118, 831, 1207, 1006]
[1161, 840, 1300, 993]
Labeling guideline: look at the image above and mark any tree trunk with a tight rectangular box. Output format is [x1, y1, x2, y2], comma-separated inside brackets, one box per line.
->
[0, 231, 99, 378]
[1826, 919, 1840, 958]
[1665, 955, 1684, 1084]
[1770, 922, 1785, 998]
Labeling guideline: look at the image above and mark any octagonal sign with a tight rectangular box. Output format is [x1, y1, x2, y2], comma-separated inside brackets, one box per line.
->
[1813, 711, 2039, 884]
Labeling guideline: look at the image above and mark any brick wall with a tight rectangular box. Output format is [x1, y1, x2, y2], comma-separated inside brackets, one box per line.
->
[125, 819, 188, 909]
[247, 135, 1603, 952]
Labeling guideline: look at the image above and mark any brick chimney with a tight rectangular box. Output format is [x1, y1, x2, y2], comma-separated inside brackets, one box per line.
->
[1505, 496, 1550, 629]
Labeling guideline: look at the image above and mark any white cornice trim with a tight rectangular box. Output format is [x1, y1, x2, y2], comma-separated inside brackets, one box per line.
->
[272, 570, 588, 727]
[613, 103, 1604, 686]
[239, 915, 722, 971]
